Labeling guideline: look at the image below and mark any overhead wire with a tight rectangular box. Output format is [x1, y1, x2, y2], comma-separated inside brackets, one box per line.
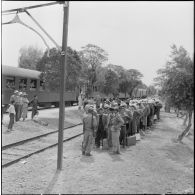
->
[2, 1, 65, 55]
[2, 1, 63, 14]
[2, 13, 50, 54]
[2, 12, 17, 16]
[24, 10, 61, 50]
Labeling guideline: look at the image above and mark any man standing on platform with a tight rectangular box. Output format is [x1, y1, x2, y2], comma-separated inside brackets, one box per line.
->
[30, 95, 39, 120]
[82, 105, 97, 156]
[95, 108, 107, 148]
[10, 90, 20, 122]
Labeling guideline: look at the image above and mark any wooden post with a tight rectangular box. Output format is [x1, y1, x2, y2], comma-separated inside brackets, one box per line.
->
[57, 1, 69, 170]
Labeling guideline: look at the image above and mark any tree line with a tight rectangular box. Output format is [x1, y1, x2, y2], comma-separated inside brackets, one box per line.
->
[154, 44, 194, 141]
[18, 44, 154, 98]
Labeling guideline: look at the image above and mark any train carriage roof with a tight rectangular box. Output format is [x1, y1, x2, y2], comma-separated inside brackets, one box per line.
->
[2, 65, 41, 79]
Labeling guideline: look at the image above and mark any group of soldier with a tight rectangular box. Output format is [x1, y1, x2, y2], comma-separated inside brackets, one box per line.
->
[6, 90, 39, 132]
[82, 97, 163, 156]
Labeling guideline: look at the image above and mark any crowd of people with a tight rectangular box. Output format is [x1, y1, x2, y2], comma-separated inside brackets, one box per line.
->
[6, 90, 39, 132]
[81, 96, 163, 156]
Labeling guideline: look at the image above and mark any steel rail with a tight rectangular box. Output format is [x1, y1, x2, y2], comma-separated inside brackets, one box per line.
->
[2, 1, 64, 14]
[2, 123, 83, 151]
[2, 132, 83, 168]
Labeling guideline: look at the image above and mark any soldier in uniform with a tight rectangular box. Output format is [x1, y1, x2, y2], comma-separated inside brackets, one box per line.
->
[155, 100, 163, 120]
[95, 108, 108, 148]
[141, 100, 150, 132]
[129, 103, 137, 135]
[109, 104, 124, 154]
[82, 105, 97, 156]
[18, 92, 23, 121]
[30, 95, 39, 120]
[21, 92, 29, 121]
[105, 106, 113, 148]
[119, 102, 132, 145]
[11, 91, 20, 122]
[147, 100, 155, 128]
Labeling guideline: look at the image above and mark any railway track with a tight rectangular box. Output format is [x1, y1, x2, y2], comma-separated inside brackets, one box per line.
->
[2, 123, 83, 168]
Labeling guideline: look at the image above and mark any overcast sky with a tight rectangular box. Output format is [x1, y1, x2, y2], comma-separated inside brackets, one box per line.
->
[1, 1, 194, 86]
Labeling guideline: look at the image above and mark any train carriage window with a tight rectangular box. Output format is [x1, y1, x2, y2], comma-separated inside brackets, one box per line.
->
[5, 76, 15, 89]
[19, 78, 27, 91]
[30, 79, 37, 91]
[40, 80, 45, 91]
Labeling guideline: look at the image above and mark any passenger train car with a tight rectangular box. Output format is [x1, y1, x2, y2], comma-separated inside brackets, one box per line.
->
[2, 65, 79, 107]
[2, 65, 147, 108]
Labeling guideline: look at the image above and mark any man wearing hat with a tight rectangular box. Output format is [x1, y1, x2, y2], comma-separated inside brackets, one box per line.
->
[109, 104, 124, 154]
[154, 100, 162, 120]
[10, 90, 20, 121]
[103, 104, 110, 114]
[10, 90, 18, 103]
[82, 105, 97, 156]
[30, 95, 39, 120]
[95, 107, 108, 148]
[21, 92, 29, 121]
[119, 102, 131, 144]
[147, 100, 155, 128]
[105, 103, 116, 148]
[18, 92, 24, 121]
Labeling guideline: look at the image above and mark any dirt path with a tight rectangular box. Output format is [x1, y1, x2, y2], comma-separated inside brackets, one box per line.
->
[2, 111, 194, 194]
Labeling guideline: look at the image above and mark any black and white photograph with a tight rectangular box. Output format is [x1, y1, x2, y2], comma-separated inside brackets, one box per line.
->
[1, 1, 194, 194]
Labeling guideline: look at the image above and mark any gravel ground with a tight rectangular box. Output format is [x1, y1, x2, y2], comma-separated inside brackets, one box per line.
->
[2, 111, 194, 194]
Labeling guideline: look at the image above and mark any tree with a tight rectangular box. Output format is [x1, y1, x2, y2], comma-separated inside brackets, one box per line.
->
[126, 69, 143, 98]
[147, 85, 157, 97]
[79, 44, 108, 90]
[95, 66, 107, 93]
[18, 45, 43, 70]
[37, 47, 82, 92]
[103, 69, 119, 97]
[154, 44, 194, 142]
[106, 65, 144, 98]
[106, 64, 128, 97]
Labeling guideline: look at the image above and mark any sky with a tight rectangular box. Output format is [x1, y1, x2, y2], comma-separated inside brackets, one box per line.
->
[1, 1, 194, 86]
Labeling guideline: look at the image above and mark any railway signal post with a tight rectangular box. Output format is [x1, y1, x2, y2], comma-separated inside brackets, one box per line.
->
[57, 1, 69, 170]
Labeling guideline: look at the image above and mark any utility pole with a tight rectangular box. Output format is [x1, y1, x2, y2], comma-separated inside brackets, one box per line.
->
[57, 1, 69, 170]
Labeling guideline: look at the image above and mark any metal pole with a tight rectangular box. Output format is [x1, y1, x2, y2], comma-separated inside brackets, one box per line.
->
[2, 1, 63, 14]
[57, 1, 69, 170]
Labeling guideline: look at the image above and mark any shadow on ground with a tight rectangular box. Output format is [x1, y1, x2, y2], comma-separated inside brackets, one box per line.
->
[43, 170, 62, 194]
